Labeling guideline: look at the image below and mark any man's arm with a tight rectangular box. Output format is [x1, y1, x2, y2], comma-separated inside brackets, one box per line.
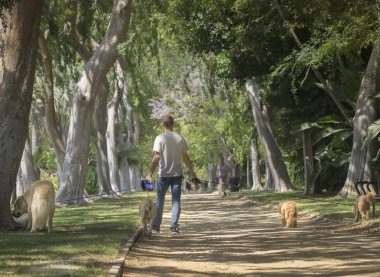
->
[146, 152, 160, 182]
[182, 151, 197, 180]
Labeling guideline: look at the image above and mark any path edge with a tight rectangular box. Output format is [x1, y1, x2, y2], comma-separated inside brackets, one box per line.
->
[106, 227, 142, 277]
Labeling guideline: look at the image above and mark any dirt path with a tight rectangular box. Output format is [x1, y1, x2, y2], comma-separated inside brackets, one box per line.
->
[123, 193, 380, 276]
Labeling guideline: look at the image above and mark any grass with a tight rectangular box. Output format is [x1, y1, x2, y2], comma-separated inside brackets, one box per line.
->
[1, 189, 376, 276]
[234, 189, 373, 221]
[0, 192, 148, 276]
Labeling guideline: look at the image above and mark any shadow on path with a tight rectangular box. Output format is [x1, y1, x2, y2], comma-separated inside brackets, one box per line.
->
[124, 194, 380, 276]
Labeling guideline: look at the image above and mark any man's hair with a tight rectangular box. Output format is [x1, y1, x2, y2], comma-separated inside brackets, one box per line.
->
[162, 115, 174, 128]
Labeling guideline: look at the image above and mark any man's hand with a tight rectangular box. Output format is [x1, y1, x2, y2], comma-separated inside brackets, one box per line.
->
[146, 174, 153, 183]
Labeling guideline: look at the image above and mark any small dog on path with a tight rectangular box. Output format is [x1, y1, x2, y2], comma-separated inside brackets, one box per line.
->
[354, 192, 376, 222]
[278, 201, 297, 228]
[139, 198, 157, 236]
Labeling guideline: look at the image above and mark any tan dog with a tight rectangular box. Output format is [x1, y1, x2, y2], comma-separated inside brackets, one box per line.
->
[12, 180, 55, 233]
[354, 192, 376, 222]
[279, 201, 297, 228]
[139, 198, 157, 236]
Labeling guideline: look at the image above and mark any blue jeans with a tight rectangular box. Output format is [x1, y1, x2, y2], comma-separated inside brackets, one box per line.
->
[153, 176, 182, 231]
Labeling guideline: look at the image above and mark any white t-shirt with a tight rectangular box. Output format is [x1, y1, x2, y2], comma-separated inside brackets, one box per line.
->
[153, 132, 188, 177]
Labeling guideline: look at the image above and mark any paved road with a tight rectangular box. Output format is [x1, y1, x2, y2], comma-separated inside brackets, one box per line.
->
[124, 193, 380, 276]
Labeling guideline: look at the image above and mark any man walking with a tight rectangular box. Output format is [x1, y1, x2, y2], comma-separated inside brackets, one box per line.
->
[146, 115, 199, 235]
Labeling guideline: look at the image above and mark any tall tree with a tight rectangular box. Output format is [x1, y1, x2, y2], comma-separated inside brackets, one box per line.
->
[94, 79, 114, 196]
[246, 82, 295, 192]
[116, 60, 132, 194]
[0, 0, 44, 230]
[66, 5, 115, 197]
[107, 79, 122, 194]
[250, 138, 261, 190]
[338, 41, 380, 196]
[55, 0, 133, 205]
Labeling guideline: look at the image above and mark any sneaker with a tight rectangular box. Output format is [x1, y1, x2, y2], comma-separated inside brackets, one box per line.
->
[170, 227, 180, 235]
[152, 228, 160, 234]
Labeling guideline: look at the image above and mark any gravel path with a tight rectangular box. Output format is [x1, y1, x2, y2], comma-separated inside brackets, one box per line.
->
[123, 193, 380, 276]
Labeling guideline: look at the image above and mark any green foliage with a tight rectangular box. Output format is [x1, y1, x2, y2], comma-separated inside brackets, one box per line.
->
[0, 0, 12, 8]
[34, 144, 57, 173]
[307, 117, 352, 191]
[363, 119, 380, 148]
[85, 149, 98, 194]
[77, 0, 96, 39]
[363, 119, 380, 164]
[222, 86, 254, 163]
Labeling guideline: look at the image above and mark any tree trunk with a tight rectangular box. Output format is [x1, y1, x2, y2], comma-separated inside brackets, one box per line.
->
[264, 157, 275, 191]
[66, 11, 114, 198]
[118, 59, 137, 148]
[134, 167, 141, 192]
[208, 151, 216, 190]
[30, 100, 44, 155]
[107, 85, 122, 194]
[129, 167, 137, 192]
[55, 0, 133, 205]
[94, 79, 114, 196]
[303, 129, 315, 194]
[246, 155, 251, 188]
[338, 43, 380, 196]
[19, 137, 37, 191]
[124, 91, 136, 147]
[246, 82, 295, 192]
[117, 59, 139, 193]
[38, 33, 66, 182]
[116, 60, 132, 193]
[115, 61, 132, 194]
[251, 138, 262, 190]
[228, 152, 236, 178]
[132, 111, 140, 144]
[0, 0, 43, 229]
[30, 118, 40, 156]
[118, 132, 132, 194]
[11, 169, 23, 204]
